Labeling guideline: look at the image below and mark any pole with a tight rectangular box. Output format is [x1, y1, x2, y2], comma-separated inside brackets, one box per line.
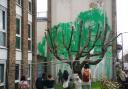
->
[121, 33, 124, 70]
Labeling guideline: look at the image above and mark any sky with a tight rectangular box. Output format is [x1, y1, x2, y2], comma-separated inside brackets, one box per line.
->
[37, 0, 47, 12]
[116, 0, 128, 54]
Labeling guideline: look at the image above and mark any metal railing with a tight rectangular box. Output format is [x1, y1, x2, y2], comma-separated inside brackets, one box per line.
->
[37, 11, 47, 18]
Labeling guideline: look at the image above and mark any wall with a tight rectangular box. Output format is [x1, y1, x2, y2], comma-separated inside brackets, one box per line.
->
[37, 18, 47, 54]
[51, 0, 112, 27]
[37, 19, 47, 45]
[51, 0, 113, 80]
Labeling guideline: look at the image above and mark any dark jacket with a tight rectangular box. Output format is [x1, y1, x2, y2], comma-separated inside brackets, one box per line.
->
[35, 77, 46, 89]
[46, 79, 55, 88]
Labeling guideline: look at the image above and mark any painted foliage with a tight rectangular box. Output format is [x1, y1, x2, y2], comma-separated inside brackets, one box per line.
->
[38, 8, 113, 79]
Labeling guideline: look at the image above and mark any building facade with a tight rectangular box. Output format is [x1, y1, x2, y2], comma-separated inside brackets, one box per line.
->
[48, 0, 117, 80]
[0, 0, 36, 89]
[37, 13, 47, 77]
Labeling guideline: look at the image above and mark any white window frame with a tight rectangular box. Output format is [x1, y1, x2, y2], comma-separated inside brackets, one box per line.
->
[0, 8, 7, 48]
[0, 62, 6, 89]
[15, 61, 21, 83]
[27, 61, 32, 89]
[16, 16, 21, 50]
[28, 0, 32, 14]
[28, 23, 32, 52]
[16, 0, 21, 6]
[27, 64, 31, 80]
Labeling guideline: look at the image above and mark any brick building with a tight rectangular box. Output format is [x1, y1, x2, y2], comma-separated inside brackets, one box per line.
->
[0, 0, 37, 89]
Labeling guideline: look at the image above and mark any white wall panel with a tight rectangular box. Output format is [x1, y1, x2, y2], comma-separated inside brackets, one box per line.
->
[16, 5, 22, 16]
[0, 48, 7, 59]
[28, 14, 32, 22]
[28, 52, 32, 60]
[16, 51, 22, 60]
[0, 0, 7, 8]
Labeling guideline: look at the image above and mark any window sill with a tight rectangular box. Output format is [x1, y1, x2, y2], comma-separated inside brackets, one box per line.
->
[27, 77, 31, 80]
[15, 80, 20, 83]
[0, 46, 7, 49]
[0, 82, 5, 86]
[16, 49, 21, 52]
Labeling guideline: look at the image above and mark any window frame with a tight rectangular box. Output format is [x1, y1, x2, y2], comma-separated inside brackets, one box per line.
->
[0, 8, 7, 48]
[15, 64, 20, 81]
[27, 64, 31, 79]
[28, 1, 32, 14]
[28, 23, 32, 51]
[0, 62, 6, 88]
[16, 0, 21, 6]
[16, 17, 21, 50]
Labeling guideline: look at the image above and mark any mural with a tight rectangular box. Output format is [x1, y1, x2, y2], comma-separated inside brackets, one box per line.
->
[38, 8, 113, 79]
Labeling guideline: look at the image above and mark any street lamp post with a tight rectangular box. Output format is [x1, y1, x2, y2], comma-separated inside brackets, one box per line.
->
[119, 32, 128, 70]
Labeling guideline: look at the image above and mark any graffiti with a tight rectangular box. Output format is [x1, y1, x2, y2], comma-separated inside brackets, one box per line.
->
[38, 8, 112, 79]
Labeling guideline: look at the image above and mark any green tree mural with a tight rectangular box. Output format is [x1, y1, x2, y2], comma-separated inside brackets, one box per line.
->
[38, 8, 117, 73]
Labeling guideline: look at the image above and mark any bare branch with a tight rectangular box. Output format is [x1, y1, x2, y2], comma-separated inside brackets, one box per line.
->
[67, 26, 74, 50]
[75, 21, 83, 60]
[62, 31, 73, 60]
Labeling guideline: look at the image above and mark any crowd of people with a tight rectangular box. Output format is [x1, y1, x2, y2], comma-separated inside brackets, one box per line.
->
[18, 63, 92, 89]
[34, 63, 92, 89]
[18, 62, 128, 89]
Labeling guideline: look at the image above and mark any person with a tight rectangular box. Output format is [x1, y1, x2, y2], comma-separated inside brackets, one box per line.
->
[62, 70, 69, 82]
[81, 63, 91, 89]
[74, 75, 82, 89]
[35, 73, 46, 89]
[46, 74, 55, 89]
[19, 75, 29, 89]
[62, 70, 71, 89]
[63, 76, 70, 89]
[115, 62, 128, 89]
[58, 69, 63, 84]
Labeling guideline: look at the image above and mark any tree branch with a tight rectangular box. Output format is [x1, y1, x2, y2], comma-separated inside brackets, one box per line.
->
[67, 26, 74, 50]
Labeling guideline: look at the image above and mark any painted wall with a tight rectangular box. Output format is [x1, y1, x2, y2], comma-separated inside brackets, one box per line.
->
[51, 0, 112, 27]
[37, 19, 47, 54]
[51, 0, 113, 80]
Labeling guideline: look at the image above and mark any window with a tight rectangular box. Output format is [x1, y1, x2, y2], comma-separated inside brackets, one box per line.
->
[16, 0, 21, 6]
[0, 64, 4, 83]
[27, 64, 31, 78]
[0, 10, 6, 47]
[15, 64, 19, 80]
[0, 32, 6, 46]
[0, 86, 4, 89]
[15, 83, 19, 89]
[2, 11, 5, 30]
[16, 18, 20, 35]
[16, 18, 21, 49]
[29, 1, 32, 14]
[28, 24, 32, 51]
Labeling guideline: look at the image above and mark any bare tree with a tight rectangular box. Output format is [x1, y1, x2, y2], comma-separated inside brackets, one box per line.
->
[38, 8, 119, 73]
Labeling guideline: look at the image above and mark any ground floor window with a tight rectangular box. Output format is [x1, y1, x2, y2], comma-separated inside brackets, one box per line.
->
[0, 64, 5, 89]
[15, 64, 20, 80]
[15, 82, 19, 89]
[0, 86, 4, 89]
[0, 64, 4, 83]
[0, 32, 6, 46]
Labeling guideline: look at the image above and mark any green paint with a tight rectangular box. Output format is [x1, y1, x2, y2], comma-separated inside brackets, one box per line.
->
[38, 8, 112, 79]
